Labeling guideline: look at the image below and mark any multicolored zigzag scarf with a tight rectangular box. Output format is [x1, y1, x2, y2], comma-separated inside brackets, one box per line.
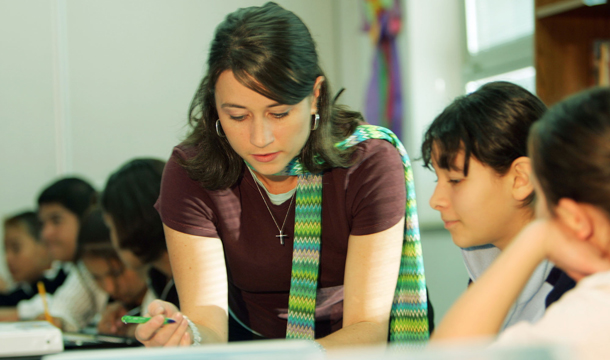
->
[282, 124, 429, 346]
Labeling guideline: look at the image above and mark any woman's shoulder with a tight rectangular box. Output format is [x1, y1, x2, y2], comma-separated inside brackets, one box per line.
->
[346, 137, 404, 170]
[168, 143, 197, 162]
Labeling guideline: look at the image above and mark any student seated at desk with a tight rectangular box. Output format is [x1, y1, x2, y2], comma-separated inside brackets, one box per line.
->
[0, 211, 66, 306]
[0, 177, 108, 332]
[100, 158, 179, 336]
[421, 82, 575, 329]
[75, 207, 148, 337]
[432, 87, 610, 360]
[0, 178, 98, 324]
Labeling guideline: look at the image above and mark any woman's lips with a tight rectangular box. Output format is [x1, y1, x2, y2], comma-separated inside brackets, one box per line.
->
[251, 152, 280, 163]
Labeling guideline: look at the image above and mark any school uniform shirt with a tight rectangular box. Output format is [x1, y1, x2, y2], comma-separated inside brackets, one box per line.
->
[462, 245, 555, 330]
[0, 261, 67, 306]
[492, 270, 610, 360]
[17, 261, 108, 332]
[544, 266, 576, 307]
[156, 139, 408, 339]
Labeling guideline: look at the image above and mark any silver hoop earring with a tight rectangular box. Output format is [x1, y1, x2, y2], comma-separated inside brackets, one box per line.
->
[311, 114, 320, 131]
[215, 119, 225, 137]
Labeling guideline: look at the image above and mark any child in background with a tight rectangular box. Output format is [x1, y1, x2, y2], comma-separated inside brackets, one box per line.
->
[433, 87, 610, 360]
[421, 81, 573, 329]
[0, 177, 108, 332]
[75, 207, 148, 336]
[100, 158, 179, 336]
[1, 211, 65, 306]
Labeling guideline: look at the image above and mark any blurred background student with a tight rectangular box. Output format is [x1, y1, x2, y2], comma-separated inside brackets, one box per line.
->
[0, 177, 108, 332]
[100, 158, 178, 335]
[75, 207, 148, 336]
[0, 211, 65, 306]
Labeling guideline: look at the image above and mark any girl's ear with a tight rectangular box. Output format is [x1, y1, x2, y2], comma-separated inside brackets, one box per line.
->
[310, 76, 325, 114]
[510, 157, 534, 201]
[555, 198, 593, 241]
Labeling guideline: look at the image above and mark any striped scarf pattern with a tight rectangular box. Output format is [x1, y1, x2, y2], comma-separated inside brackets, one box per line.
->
[282, 124, 429, 345]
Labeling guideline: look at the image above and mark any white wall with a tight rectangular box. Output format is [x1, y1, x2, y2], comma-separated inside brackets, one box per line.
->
[403, 0, 467, 229]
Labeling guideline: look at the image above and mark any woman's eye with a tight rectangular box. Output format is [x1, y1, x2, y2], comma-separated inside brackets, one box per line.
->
[230, 115, 246, 121]
[271, 112, 289, 119]
[449, 179, 462, 184]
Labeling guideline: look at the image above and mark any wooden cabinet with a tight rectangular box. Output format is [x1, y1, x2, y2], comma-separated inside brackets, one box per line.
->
[535, 0, 610, 105]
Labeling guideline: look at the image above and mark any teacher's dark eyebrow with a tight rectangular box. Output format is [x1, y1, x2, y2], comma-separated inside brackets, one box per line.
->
[220, 102, 284, 109]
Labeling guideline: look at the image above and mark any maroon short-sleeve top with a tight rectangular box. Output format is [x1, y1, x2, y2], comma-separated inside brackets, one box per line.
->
[156, 139, 406, 338]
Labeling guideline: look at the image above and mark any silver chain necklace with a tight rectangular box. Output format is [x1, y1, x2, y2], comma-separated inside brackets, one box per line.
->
[250, 171, 296, 245]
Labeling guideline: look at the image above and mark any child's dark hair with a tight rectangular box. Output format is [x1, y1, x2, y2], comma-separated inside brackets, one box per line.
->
[75, 207, 118, 261]
[421, 81, 547, 205]
[529, 87, 610, 215]
[4, 211, 41, 242]
[37, 177, 97, 221]
[100, 158, 166, 264]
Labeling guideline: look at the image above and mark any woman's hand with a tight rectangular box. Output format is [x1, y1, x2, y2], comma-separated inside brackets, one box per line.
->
[134, 299, 192, 347]
[97, 302, 136, 337]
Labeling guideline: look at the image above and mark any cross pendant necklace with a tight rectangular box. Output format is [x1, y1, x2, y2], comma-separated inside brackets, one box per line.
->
[276, 230, 288, 245]
[250, 168, 296, 245]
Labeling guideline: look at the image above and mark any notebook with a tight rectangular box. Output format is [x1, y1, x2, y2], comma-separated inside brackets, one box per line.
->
[0, 321, 63, 357]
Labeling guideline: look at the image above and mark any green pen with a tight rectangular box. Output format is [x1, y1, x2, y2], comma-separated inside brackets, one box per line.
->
[121, 315, 176, 325]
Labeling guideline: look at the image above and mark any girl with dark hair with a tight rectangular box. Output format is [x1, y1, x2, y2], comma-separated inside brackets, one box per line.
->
[0, 177, 108, 332]
[0, 211, 61, 306]
[136, 2, 429, 349]
[420, 81, 571, 329]
[432, 87, 610, 359]
[75, 207, 148, 336]
[37, 177, 97, 262]
[100, 158, 179, 336]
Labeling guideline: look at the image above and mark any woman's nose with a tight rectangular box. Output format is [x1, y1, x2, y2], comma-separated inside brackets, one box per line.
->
[250, 117, 274, 148]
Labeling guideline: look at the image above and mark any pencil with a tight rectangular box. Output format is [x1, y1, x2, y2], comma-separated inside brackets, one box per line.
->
[37, 281, 54, 325]
[121, 315, 176, 324]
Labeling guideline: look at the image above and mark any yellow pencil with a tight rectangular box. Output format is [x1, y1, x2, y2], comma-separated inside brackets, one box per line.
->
[37, 281, 54, 325]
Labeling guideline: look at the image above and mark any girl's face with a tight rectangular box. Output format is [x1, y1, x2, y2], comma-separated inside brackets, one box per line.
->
[38, 203, 80, 262]
[214, 70, 321, 180]
[429, 150, 531, 250]
[103, 213, 150, 280]
[83, 256, 147, 305]
[4, 224, 51, 283]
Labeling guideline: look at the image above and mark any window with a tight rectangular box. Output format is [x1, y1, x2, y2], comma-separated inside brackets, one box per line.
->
[463, 0, 535, 93]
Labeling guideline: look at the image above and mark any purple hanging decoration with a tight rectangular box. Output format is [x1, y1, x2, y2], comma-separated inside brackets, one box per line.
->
[363, 0, 403, 140]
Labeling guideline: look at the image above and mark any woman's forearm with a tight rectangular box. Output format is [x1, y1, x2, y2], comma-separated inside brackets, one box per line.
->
[316, 321, 388, 349]
[432, 222, 548, 340]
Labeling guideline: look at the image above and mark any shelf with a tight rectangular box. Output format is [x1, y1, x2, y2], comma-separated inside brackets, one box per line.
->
[536, 0, 607, 18]
[535, 0, 610, 105]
